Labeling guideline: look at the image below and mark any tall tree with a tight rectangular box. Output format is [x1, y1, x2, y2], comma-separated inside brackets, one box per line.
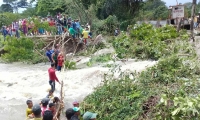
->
[2, 0, 30, 13]
[3, 0, 17, 4]
[17, 0, 29, 8]
[0, 4, 13, 12]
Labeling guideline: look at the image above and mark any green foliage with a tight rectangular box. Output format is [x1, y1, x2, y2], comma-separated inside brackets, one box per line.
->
[21, 7, 37, 18]
[139, 55, 199, 84]
[112, 24, 188, 60]
[153, 5, 168, 20]
[156, 94, 200, 120]
[138, 0, 168, 20]
[0, 13, 22, 28]
[36, 0, 68, 15]
[82, 77, 147, 120]
[0, 4, 13, 13]
[64, 60, 76, 70]
[2, 37, 34, 62]
[87, 54, 112, 67]
[2, 36, 46, 63]
[0, 35, 4, 48]
[95, 15, 119, 35]
[89, 0, 143, 21]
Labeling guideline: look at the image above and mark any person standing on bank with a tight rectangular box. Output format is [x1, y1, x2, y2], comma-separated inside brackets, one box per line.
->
[48, 63, 60, 92]
[51, 45, 60, 70]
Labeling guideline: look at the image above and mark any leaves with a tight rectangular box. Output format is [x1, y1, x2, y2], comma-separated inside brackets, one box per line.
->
[2, 36, 46, 63]
[64, 60, 76, 70]
[113, 24, 185, 60]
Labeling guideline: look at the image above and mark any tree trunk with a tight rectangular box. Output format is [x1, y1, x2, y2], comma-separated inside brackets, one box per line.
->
[191, 0, 197, 42]
[177, 18, 182, 32]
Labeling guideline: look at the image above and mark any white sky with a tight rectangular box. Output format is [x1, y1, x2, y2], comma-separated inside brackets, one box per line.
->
[163, 0, 196, 7]
[0, 0, 196, 13]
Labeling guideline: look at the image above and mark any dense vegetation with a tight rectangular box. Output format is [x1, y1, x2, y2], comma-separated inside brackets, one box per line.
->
[113, 24, 189, 60]
[81, 24, 200, 119]
[1, 36, 46, 64]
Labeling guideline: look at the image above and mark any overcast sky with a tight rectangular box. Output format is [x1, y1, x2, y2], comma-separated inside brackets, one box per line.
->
[0, 0, 196, 13]
[163, 0, 194, 7]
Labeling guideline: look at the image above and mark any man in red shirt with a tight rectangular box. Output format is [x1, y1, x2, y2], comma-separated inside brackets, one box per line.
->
[48, 63, 60, 92]
[49, 18, 55, 26]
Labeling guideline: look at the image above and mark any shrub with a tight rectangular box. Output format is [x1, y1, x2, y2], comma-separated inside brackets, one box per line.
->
[112, 23, 189, 60]
[139, 55, 199, 84]
[64, 60, 76, 69]
[2, 36, 46, 63]
[87, 54, 112, 67]
[2, 37, 34, 62]
[82, 77, 148, 120]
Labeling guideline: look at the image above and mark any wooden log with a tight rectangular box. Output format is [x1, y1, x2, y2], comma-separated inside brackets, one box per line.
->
[54, 81, 64, 120]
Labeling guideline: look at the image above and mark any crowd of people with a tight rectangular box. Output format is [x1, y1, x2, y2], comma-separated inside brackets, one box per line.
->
[1, 12, 93, 45]
[26, 91, 97, 120]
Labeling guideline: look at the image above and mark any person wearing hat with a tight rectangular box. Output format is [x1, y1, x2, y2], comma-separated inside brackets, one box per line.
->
[83, 111, 97, 120]
[72, 101, 79, 107]
[31, 104, 42, 120]
[72, 101, 84, 119]
[70, 107, 80, 120]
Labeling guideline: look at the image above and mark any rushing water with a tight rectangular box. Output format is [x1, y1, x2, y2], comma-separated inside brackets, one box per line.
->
[137, 20, 167, 26]
[0, 58, 156, 120]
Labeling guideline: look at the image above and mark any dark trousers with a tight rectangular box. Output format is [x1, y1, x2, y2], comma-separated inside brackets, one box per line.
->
[16, 30, 20, 38]
[76, 28, 80, 38]
[49, 80, 55, 92]
[55, 60, 58, 70]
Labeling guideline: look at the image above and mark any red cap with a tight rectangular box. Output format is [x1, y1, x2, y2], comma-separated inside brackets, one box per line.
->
[73, 101, 79, 105]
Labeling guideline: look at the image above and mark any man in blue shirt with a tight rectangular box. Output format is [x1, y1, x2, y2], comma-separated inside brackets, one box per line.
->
[46, 47, 54, 62]
[2, 26, 8, 41]
[75, 19, 81, 38]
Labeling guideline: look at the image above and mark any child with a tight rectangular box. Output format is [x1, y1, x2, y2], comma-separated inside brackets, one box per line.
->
[57, 52, 64, 71]
[82, 27, 89, 45]
[46, 89, 54, 100]
[26, 100, 33, 118]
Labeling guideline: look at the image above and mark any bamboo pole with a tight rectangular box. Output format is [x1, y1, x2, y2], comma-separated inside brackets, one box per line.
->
[191, 0, 197, 42]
